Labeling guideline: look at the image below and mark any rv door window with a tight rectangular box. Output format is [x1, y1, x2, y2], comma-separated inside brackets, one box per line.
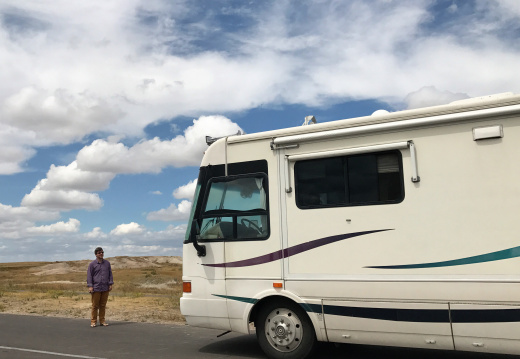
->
[295, 150, 404, 208]
[198, 174, 269, 241]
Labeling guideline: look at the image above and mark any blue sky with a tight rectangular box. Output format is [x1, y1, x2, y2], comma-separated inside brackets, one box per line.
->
[1, 0, 520, 262]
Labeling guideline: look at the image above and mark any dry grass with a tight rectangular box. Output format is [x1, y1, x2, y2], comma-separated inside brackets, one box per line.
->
[0, 257, 185, 324]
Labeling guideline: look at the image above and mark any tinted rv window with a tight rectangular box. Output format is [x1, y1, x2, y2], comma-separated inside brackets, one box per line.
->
[198, 174, 269, 241]
[295, 151, 403, 208]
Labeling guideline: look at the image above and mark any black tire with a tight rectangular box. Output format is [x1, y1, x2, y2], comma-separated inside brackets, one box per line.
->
[255, 299, 316, 359]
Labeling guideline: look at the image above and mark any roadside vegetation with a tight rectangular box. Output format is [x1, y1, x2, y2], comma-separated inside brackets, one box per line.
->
[0, 257, 185, 324]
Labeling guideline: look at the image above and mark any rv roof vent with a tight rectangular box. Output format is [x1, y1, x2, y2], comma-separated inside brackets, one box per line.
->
[449, 92, 515, 105]
[371, 109, 390, 116]
[302, 115, 317, 126]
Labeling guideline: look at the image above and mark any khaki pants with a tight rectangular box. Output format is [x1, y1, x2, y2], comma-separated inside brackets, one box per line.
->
[91, 291, 110, 325]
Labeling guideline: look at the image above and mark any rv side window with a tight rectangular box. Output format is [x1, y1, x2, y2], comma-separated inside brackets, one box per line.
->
[295, 151, 404, 208]
[198, 174, 269, 241]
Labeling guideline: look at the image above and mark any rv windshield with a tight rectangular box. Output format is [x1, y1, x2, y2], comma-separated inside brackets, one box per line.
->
[204, 177, 266, 212]
[199, 175, 269, 240]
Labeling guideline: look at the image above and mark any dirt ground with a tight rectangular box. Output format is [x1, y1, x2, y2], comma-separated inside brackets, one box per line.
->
[0, 292, 184, 324]
[0, 256, 186, 325]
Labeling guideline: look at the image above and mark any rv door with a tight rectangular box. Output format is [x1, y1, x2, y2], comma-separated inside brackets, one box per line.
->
[182, 166, 229, 330]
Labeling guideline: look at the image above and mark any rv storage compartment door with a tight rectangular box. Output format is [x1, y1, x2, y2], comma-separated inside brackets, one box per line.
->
[323, 300, 454, 350]
[451, 304, 520, 355]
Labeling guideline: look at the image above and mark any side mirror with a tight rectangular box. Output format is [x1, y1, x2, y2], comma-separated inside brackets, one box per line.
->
[190, 220, 206, 257]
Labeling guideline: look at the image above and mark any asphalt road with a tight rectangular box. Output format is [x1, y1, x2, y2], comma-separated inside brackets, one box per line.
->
[0, 313, 514, 359]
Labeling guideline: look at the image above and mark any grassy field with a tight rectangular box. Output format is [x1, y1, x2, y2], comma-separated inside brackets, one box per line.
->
[0, 256, 185, 324]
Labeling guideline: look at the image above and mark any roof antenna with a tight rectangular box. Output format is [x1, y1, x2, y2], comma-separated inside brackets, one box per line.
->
[302, 115, 317, 126]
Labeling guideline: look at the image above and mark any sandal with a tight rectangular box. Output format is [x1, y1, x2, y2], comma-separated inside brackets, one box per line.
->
[91, 323, 96, 328]
[101, 323, 109, 326]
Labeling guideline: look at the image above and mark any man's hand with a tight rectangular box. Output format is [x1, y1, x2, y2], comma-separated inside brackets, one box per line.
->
[109, 285, 112, 291]
[88, 287, 93, 293]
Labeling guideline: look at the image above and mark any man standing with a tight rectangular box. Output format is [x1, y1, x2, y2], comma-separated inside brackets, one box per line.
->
[87, 247, 114, 328]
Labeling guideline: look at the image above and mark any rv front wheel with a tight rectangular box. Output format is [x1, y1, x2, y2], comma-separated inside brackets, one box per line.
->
[256, 299, 316, 359]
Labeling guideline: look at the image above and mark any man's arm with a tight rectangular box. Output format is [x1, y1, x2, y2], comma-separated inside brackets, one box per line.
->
[108, 262, 114, 291]
[87, 262, 94, 292]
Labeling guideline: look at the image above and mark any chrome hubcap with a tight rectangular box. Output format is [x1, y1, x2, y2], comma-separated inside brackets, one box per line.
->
[264, 308, 303, 352]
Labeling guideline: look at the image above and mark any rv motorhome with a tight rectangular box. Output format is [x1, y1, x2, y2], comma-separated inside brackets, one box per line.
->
[180, 93, 520, 359]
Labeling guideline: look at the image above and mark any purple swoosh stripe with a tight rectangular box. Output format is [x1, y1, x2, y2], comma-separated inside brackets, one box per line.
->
[203, 229, 391, 268]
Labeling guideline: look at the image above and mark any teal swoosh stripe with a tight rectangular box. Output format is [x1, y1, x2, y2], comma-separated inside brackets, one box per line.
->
[366, 245, 520, 269]
[212, 294, 259, 304]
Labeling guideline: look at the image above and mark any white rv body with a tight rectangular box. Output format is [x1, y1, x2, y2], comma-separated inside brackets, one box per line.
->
[181, 93, 520, 358]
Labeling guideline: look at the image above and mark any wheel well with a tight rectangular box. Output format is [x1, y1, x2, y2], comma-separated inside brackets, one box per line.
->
[249, 296, 301, 326]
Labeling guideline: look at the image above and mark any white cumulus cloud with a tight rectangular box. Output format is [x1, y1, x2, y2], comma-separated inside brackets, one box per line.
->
[76, 116, 242, 174]
[146, 200, 192, 222]
[85, 227, 107, 239]
[21, 188, 103, 211]
[27, 218, 80, 234]
[0, 203, 59, 222]
[2, 87, 123, 145]
[0, 140, 36, 175]
[38, 161, 115, 192]
[20, 161, 113, 212]
[110, 222, 145, 236]
[173, 179, 197, 200]
[404, 86, 469, 109]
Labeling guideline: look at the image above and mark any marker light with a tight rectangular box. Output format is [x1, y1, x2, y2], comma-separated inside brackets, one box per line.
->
[273, 282, 283, 288]
[183, 281, 192, 293]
